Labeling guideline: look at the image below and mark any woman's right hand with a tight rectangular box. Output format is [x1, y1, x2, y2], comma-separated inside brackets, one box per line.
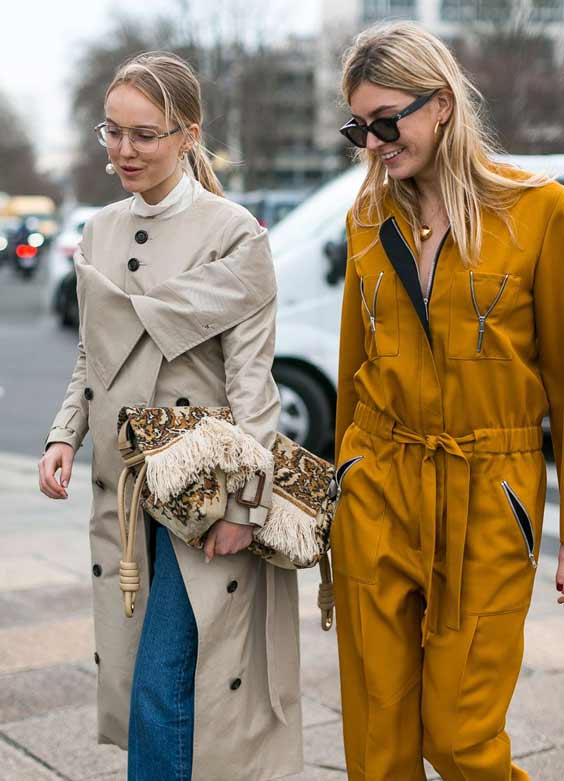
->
[38, 443, 76, 499]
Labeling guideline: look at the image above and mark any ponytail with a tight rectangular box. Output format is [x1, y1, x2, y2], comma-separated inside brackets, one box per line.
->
[185, 142, 224, 197]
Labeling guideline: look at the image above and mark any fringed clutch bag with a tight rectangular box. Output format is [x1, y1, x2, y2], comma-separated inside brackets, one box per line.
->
[116, 406, 338, 630]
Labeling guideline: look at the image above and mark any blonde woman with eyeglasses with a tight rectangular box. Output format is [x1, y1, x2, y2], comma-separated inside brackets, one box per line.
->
[332, 21, 564, 780]
[38, 51, 302, 781]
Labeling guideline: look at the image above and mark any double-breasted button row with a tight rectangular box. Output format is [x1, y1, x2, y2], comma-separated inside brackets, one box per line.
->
[93, 564, 102, 577]
[94, 652, 100, 665]
[227, 580, 238, 593]
[176, 397, 190, 406]
[95, 479, 105, 490]
[230, 678, 242, 691]
[135, 230, 148, 244]
[84, 387, 94, 401]
[128, 258, 140, 272]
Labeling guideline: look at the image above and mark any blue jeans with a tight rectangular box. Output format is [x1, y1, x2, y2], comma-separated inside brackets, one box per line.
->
[127, 522, 198, 780]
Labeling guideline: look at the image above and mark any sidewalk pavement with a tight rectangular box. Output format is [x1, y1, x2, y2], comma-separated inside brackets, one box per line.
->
[0, 451, 563, 780]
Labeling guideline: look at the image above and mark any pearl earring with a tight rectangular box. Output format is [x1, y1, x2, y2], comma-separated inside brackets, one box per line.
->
[105, 162, 116, 175]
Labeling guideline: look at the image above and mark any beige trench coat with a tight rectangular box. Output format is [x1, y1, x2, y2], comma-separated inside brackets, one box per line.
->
[45, 189, 303, 780]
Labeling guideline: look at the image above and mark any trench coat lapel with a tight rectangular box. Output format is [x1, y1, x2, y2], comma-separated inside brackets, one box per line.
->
[75, 258, 146, 390]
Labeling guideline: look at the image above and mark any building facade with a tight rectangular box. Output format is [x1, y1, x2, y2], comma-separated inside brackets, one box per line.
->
[317, 0, 564, 175]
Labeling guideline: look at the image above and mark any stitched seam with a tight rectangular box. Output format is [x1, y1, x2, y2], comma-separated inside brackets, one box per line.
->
[462, 602, 531, 617]
[175, 639, 192, 780]
[370, 669, 421, 709]
[533, 186, 564, 281]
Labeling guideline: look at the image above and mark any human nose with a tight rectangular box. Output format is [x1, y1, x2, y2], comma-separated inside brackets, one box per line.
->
[366, 131, 385, 152]
[119, 131, 137, 157]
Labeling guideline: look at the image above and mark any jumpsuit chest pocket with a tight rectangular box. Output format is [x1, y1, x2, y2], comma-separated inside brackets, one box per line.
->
[448, 271, 520, 360]
[359, 271, 400, 359]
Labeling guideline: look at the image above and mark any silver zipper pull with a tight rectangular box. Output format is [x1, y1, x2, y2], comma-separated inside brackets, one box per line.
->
[477, 316, 486, 353]
[529, 552, 538, 569]
[424, 297, 429, 319]
[369, 315, 375, 333]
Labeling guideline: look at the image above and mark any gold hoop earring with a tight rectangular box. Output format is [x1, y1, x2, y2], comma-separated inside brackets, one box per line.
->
[434, 121, 442, 137]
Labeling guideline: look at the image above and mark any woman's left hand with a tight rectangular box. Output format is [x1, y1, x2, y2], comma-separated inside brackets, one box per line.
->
[556, 544, 564, 605]
[204, 520, 254, 562]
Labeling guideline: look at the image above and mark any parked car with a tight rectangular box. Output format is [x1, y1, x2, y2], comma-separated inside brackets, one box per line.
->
[0, 216, 19, 266]
[226, 189, 308, 228]
[47, 206, 99, 327]
[270, 154, 564, 455]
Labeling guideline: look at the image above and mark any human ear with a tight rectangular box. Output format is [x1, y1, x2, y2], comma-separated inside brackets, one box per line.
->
[435, 89, 454, 125]
[183, 123, 201, 154]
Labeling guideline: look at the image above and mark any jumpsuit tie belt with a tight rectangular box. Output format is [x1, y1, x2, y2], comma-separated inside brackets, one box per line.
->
[352, 401, 543, 646]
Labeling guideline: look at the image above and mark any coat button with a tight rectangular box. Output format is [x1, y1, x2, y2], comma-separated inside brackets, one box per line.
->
[92, 564, 102, 577]
[176, 397, 190, 406]
[128, 258, 140, 272]
[135, 230, 148, 244]
[84, 387, 94, 401]
[95, 479, 105, 490]
[230, 678, 242, 691]
[227, 580, 238, 593]
[94, 652, 100, 665]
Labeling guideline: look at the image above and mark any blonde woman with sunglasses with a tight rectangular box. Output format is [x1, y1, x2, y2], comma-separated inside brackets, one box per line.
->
[332, 21, 564, 781]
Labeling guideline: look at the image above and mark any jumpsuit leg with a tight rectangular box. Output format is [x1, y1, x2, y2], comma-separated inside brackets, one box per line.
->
[332, 425, 428, 781]
[422, 605, 530, 780]
[334, 571, 427, 781]
[127, 522, 199, 781]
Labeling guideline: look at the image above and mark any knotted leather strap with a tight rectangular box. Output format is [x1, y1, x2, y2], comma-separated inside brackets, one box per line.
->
[117, 455, 147, 618]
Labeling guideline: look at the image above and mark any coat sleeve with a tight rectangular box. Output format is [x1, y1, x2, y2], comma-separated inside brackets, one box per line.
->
[220, 216, 280, 528]
[334, 211, 367, 464]
[534, 186, 564, 544]
[43, 244, 90, 453]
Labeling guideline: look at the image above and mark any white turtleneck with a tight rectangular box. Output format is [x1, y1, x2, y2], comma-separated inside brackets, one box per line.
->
[130, 172, 204, 220]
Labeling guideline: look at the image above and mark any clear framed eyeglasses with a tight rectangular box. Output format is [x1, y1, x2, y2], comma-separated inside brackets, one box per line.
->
[94, 122, 181, 153]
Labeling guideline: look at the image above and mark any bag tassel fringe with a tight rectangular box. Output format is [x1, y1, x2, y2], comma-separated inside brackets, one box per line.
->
[145, 417, 273, 503]
[255, 496, 319, 565]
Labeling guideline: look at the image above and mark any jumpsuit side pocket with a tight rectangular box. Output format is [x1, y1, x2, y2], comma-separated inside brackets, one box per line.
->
[500, 481, 537, 569]
[331, 432, 395, 585]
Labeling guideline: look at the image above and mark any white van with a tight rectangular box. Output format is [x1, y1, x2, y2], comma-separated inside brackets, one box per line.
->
[271, 155, 564, 455]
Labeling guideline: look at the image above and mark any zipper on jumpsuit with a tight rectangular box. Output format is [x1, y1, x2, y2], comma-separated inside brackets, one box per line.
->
[500, 481, 538, 569]
[360, 272, 384, 332]
[469, 271, 510, 353]
[390, 217, 450, 323]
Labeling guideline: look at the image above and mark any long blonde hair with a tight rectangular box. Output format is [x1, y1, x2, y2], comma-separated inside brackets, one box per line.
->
[106, 51, 223, 197]
[341, 22, 548, 264]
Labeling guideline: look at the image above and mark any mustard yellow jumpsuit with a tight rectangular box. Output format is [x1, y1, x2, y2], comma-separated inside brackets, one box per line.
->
[332, 178, 564, 781]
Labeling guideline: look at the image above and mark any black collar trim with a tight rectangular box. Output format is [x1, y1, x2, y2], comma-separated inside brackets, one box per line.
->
[379, 217, 430, 341]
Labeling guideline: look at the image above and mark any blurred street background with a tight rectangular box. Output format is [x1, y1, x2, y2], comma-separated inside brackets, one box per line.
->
[2, 1, 564, 779]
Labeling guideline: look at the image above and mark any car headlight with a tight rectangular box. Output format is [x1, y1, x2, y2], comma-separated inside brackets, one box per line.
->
[27, 232, 45, 248]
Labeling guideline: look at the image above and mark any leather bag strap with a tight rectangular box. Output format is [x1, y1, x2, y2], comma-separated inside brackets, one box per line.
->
[317, 552, 335, 631]
[117, 460, 147, 617]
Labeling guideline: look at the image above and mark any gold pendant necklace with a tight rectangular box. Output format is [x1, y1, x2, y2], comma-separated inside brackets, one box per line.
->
[420, 224, 433, 241]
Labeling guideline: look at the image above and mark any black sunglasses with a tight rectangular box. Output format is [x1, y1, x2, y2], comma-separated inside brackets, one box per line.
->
[339, 91, 438, 148]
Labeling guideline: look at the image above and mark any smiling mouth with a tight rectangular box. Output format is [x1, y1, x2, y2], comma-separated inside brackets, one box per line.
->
[381, 148, 404, 161]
